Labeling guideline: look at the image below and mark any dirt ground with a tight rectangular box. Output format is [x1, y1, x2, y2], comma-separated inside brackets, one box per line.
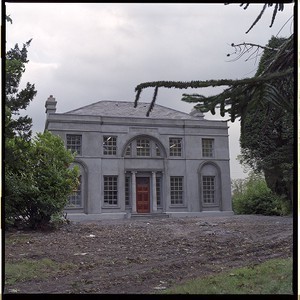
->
[4, 214, 293, 294]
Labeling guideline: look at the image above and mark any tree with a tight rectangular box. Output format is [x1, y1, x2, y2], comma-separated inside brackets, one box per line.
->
[5, 39, 37, 141]
[5, 131, 79, 229]
[239, 36, 294, 205]
[5, 20, 37, 182]
[133, 3, 293, 120]
[234, 3, 287, 34]
[232, 171, 290, 216]
[5, 17, 79, 229]
[133, 3, 294, 202]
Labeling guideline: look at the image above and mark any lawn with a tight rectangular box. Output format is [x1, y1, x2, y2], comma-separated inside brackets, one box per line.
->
[160, 257, 293, 294]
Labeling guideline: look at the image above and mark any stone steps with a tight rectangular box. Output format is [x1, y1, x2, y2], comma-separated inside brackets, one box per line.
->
[129, 212, 169, 219]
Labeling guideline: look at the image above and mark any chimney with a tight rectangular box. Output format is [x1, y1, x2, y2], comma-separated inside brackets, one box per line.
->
[45, 95, 57, 114]
[189, 108, 204, 119]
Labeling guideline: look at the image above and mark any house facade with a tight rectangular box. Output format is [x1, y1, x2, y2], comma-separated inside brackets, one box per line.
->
[45, 95, 233, 220]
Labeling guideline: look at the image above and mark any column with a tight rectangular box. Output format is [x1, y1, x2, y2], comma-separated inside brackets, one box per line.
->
[131, 171, 137, 213]
[152, 171, 157, 212]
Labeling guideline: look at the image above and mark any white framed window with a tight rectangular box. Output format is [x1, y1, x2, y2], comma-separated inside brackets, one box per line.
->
[125, 143, 132, 156]
[169, 138, 182, 157]
[123, 136, 165, 158]
[66, 134, 82, 155]
[103, 136, 117, 155]
[202, 139, 214, 157]
[170, 176, 183, 204]
[202, 176, 215, 204]
[136, 138, 150, 156]
[156, 176, 162, 206]
[103, 176, 118, 205]
[125, 175, 131, 207]
[155, 143, 161, 157]
[67, 175, 82, 208]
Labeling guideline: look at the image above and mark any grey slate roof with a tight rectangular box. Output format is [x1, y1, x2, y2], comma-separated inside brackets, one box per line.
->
[65, 100, 199, 120]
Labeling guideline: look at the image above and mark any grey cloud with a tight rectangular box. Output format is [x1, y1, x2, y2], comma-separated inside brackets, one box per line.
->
[7, 2, 293, 179]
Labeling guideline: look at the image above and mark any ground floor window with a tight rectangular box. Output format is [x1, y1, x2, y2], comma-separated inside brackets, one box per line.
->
[156, 176, 162, 206]
[104, 176, 118, 205]
[125, 176, 131, 206]
[202, 176, 215, 204]
[170, 176, 183, 204]
[67, 175, 82, 208]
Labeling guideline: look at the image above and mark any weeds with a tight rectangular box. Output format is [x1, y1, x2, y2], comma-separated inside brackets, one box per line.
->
[5, 258, 77, 285]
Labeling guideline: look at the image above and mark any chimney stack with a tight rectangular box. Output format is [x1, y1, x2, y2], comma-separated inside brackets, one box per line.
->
[45, 95, 57, 114]
[189, 108, 204, 119]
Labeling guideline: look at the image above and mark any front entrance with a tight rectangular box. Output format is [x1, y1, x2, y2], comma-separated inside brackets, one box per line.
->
[136, 177, 150, 213]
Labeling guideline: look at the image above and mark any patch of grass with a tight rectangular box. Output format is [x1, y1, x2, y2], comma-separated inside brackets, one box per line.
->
[5, 235, 32, 245]
[5, 258, 77, 285]
[161, 258, 293, 294]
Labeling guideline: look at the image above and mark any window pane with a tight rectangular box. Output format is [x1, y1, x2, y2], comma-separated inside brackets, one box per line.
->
[104, 176, 118, 205]
[170, 176, 183, 204]
[67, 175, 82, 208]
[202, 139, 214, 157]
[125, 143, 131, 156]
[125, 176, 131, 206]
[67, 134, 82, 155]
[203, 176, 215, 203]
[169, 138, 182, 157]
[156, 177, 161, 206]
[155, 144, 161, 157]
[137, 138, 150, 156]
[103, 136, 117, 155]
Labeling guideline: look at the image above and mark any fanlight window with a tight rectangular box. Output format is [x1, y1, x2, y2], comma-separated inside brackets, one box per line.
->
[136, 138, 150, 156]
[123, 136, 165, 158]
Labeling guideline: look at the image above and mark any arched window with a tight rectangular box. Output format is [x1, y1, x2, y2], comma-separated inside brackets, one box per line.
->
[199, 162, 221, 208]
[68, 175, 82, 208]
[66, 161, 87, 211]
[122, 135, 166, 158]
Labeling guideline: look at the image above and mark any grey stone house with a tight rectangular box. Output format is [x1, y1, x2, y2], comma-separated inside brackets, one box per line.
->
[45, 95, 233, 220]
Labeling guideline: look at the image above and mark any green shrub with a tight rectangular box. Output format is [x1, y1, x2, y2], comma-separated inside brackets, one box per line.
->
[232, 174, 290, 216]
[50, 212, 70, 229]
[5, 131, 79, 229]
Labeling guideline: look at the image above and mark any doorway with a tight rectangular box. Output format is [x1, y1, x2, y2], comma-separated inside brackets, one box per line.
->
[136, 177, 150, 213]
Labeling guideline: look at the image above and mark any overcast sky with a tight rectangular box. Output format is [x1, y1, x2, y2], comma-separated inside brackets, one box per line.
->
[5, 2, 294, 179]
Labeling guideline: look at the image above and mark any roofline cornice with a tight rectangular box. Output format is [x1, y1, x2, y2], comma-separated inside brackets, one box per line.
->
[46, 113, 229, 129]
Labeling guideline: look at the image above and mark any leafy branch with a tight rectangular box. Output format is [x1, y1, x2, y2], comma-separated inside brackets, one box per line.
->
[134, 28, 293, 121]
[6, 15, 13, 24]
[134, 67, 293, 120]
[134, 3, 293, 122]
[226, 42, 280, 64]
[226, 3, 287, 34]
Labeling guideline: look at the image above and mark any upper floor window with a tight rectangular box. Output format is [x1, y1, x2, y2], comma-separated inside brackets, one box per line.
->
[155, 144, 161, 156]
[103, 136, 117, 155]
[137, 138, 150, 156]
[66, 134, 82, 155]
[202, 138, 214, 157]
[169, 138, 182, 157]
[124, 136, 165, 158]
[125, 143, 132, 156]
[170, 176, 184, 205]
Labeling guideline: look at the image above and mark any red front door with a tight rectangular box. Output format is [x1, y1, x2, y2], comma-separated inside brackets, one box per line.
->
[136, 177, 150, 213]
